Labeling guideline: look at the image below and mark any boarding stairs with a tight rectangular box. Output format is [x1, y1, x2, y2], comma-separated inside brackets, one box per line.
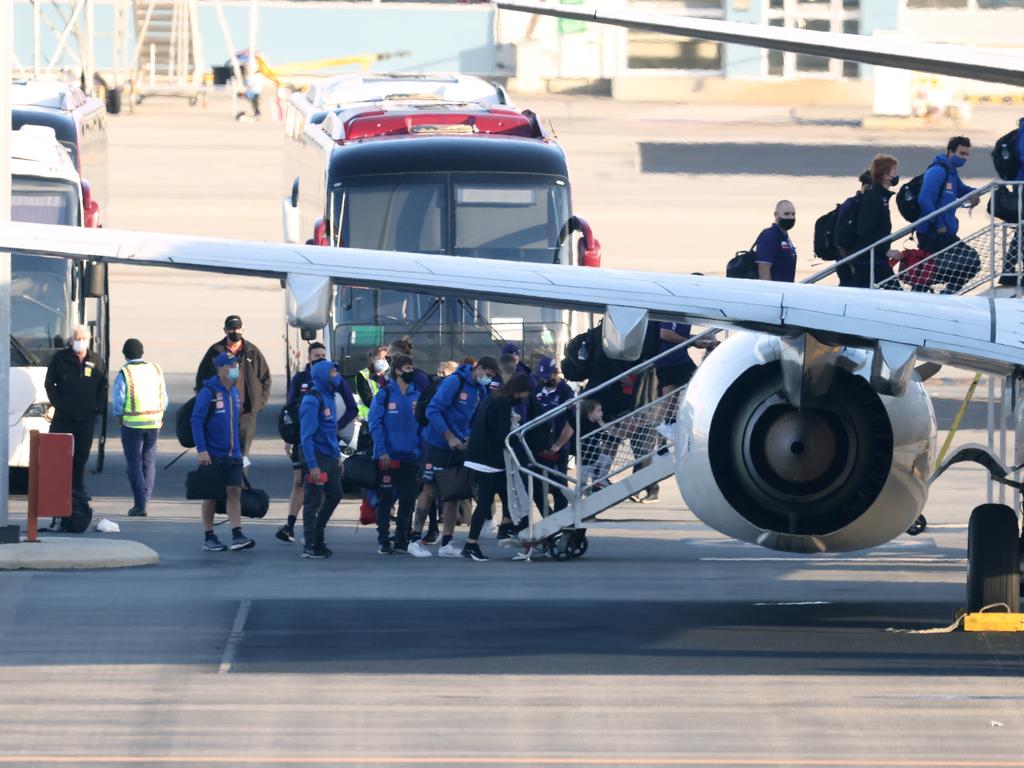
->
[131, 0, 204, 104]
[503, 181, 1024, 551]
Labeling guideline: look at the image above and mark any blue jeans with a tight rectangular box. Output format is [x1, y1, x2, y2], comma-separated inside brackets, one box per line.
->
[121, 426, 159, 510]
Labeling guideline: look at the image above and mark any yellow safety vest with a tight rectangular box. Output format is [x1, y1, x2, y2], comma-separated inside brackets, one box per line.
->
[356, 368, 379, 421]
[121, 361, 166, 429]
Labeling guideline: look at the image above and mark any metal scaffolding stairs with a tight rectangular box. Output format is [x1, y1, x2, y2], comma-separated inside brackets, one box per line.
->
[131, 0, 204, 102]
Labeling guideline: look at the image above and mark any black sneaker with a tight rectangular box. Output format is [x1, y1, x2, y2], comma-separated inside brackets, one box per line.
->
[203, 535, 227, 552]
[392, 541, 409, 554]
[128, 507, 147, 517]
[421, 527, 440, 545]
[497, 522, 515, 540]
[461, 543, 490, 562]
[377, 541, 394, 555]
[230, 532, 255, 551]
[275, 525, 295, 543]
[301, 542, 327, 559]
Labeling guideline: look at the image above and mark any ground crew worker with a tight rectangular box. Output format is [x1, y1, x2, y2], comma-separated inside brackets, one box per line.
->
[299, 359, 346, 559]
[755, 200, 798, 282]
[355, 347, 389, 424]
[45, 324, 107, 495]
[112, 338, 167, 517]
[192, 353, 254, 552]
[369, 354, 422, 555]
[195, 315, 271, 459]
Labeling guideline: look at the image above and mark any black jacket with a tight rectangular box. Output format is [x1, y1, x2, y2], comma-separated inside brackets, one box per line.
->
[853, 184, 894, 265]
[195, 338, 272, 415]
[45, 347, 107, 422]
[466, 395, 550, 470]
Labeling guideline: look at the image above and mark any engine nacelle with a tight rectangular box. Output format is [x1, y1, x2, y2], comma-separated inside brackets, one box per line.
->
[676, 333, 935, 553]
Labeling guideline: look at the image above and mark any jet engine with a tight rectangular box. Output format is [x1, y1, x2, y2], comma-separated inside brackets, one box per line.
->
[675, 332, 936, 553]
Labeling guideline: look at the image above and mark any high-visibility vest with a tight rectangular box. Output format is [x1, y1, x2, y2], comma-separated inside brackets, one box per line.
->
[121, 361, 166, 429]
[356, 368, 379, 421]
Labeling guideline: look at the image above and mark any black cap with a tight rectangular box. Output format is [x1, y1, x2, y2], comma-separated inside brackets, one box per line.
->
[122, 338, 144, 359]
[224, 315, 243, 330]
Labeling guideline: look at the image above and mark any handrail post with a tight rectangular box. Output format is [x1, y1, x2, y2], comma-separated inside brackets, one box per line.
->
[574, 402, 582, 505]
[989, 192, 997, 289]
[870, 248, 875, 289]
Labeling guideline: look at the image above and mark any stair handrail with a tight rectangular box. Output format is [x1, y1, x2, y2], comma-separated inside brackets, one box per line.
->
[804, 179, 1003, 286]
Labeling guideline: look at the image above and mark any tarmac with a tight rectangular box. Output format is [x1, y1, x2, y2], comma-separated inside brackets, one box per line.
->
[2, 91, 1023, 766]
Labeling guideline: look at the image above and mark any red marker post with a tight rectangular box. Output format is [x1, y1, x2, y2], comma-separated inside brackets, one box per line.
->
[27, 430, 73, 542]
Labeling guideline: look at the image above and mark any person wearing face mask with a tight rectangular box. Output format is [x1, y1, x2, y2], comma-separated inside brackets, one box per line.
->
[755, 200, 798, 282]
[192, 353, 255, 552]
[195, 315, 272, 459]
[409, 355, 499, 558]
[529, 357, 575, 517]
[387, 338, 432, 393]
[917, 136, 981, 294]
[462, 374, 536, 561]
[368, 354, 422, 555]
[355, 347, 390, 425]
[45, 324, 108, 495]
[298, 359, 346, 559]
[849, 154, 903, 289]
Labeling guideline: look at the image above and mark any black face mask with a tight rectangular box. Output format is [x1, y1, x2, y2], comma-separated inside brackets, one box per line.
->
[400, 370, 415, 384]
[545, 379, 557, 388]
[778, 218, 796, 231]
[889, 176, 900, 187]
[226, 331, 242, 343]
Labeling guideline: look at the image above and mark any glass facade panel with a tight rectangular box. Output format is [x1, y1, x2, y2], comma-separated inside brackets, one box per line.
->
[627, 34, 722, 70]
[795, 18, 831, 73]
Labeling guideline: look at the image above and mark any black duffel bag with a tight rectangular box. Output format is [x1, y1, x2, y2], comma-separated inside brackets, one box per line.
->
[215, 476, 269, 519]
[341, 452, 379, 489]
[990, 184, 1023, 224]
[186, 465, 227, 500]
[435, 464, 474, 502]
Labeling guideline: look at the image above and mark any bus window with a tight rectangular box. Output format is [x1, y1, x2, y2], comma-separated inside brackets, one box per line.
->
[340, 177, 444, 253]
[10, 254, 73, 366]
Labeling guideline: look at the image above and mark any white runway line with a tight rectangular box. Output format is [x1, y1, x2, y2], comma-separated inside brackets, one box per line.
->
[218, 598, 252, 675]
[701, 556, 966, 564]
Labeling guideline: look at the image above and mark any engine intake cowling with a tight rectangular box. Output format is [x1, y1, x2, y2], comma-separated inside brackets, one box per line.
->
[675, 333, 935, 553]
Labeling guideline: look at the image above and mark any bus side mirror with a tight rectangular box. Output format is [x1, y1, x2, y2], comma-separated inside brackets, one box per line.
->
[85, 261, 107, 298]
[574, 216, 602, 268]
[290, 177, 299, 208]
[82, 179, 100, 228]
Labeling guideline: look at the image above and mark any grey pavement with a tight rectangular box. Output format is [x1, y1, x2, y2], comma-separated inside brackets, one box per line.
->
[3, 92, 1024, 766]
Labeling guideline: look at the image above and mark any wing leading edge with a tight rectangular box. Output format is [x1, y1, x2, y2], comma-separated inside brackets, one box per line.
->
[495, 0, 1024, 89]
[3, 221, 1024, 374]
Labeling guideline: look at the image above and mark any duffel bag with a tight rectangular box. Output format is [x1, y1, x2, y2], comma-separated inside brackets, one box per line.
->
[342, 453, 379, 489]
[435, 464, 474, 502]
[186, 465, 227, 501]
[215, 477, 269, 519]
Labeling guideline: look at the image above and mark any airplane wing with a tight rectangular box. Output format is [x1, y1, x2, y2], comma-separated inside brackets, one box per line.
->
[4, 221, 1024, 376]
[495, 0, 1024, 89]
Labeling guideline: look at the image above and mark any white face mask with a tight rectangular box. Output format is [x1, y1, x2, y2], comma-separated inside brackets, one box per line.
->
[373, 360, 389, 374]
[71, 339, 89, 353]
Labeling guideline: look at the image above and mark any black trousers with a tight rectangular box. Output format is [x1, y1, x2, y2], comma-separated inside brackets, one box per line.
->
[238, 412, 257, 458]
[375, 461, 419, 546]
[302, 453, 343, 544]
[469, 470, 508, 540]
[50, 417, 95, 493]
[532, 454, 568, 516]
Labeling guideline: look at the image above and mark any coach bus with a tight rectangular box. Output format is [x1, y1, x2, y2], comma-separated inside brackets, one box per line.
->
[281, 73, 600, 377]
[8, 126, 109, 482]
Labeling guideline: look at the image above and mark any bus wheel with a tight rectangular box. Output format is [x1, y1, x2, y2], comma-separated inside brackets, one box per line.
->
[966, 504, 1021, 613]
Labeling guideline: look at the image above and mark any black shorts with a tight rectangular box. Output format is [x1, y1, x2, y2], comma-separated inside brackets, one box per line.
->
[420, 443, 460, 484]
[211, 456, 244, 488]
[290, 443, 303, 470]
[656, 364, 695, 389]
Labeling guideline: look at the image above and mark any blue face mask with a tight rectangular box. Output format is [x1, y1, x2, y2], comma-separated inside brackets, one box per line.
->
[227, 367, 240, 381]
[478, 375, 492, 388]
[951, 155, 967, 168]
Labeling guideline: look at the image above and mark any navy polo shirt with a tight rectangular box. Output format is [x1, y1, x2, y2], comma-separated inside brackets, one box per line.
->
[656, 322, 696, 372]
[754, 223, 797, 283]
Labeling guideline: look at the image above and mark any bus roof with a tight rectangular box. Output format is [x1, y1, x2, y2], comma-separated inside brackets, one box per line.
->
[328, 134, 568, 180]
[11, 79, 91, 111]
[304, 72, 509, 111]
[10, 126, 80, 184]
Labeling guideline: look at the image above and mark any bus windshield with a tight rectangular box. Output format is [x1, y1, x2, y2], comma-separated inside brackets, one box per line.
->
[10, 179, 78, 366]
[332, 173, 572, 374]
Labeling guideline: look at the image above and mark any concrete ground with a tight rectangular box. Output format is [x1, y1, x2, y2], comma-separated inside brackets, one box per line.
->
[2, 91, 1023, 766]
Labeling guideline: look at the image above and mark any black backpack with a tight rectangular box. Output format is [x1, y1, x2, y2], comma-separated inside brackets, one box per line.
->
[992, 129, 1021, 181]
[813, 205, 841, 261]
[726, 242, 758, 280]
[896, 166, 948, 224]
[833, 194, 862, 250]
[561, 326, 595, 382]
[415, 376, 458, 427]
[175, 384, 217, 448]
[57, 490, 93, 533]
[278, 389, 323, 444]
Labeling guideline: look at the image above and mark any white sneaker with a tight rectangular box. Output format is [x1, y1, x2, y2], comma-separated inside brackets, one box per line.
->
[656, 422, 675, 441]
[407, 540, 432, 558]
[438, 542, 462, 558]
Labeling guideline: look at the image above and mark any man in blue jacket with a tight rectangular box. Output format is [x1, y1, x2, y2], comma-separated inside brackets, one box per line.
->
[917, 136, 981, 293]
[408, 355, 499, 558]
[191, 353, 254, 552]
[368, 354, 422, 555]
[299, 358, 345, 559]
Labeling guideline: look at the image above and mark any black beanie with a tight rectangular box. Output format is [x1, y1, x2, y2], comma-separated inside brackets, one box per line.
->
[122, 338, 144, 359]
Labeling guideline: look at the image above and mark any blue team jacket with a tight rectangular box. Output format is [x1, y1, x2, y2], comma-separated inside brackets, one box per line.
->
[191, 375, 242, 460]
[368, 379, 421, 460]
[917, 154, 974, 237]
[300, 359, 340, 466]
[423, 364, 486, 449]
